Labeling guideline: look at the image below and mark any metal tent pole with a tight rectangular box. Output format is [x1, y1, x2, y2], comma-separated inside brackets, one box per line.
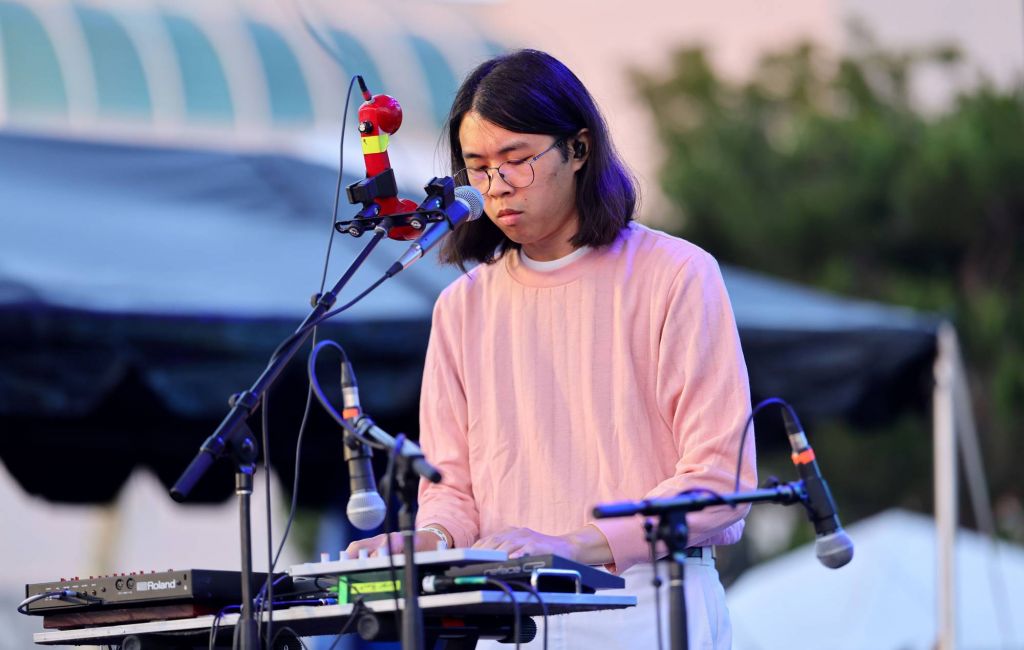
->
[933, 321, 958, 650]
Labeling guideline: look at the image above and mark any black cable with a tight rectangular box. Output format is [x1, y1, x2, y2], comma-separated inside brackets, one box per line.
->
[306, 340, 390, 452]
[261, 391, 275, 647]
[327, 597, 368, 650]
[254, 385, 315, 638]
[317, 78, 357, 293]
[484, 578, 521, 650]
[507, 580, 548, 650]
[308, 274, 391, 327]
[269, 598, 339, 608]
[253, 73, 362, 650]
[636, 395, 786, 650]
[305, 339, 411, 641]
[267, 272, 392, 368]
[643, 490, 730, 650]
[313, 575, 338, 593]
[638, 397, 806, 650]
[16, 590, 79, 615]
[271, 589, 336, 602]
[213, 592, 337, 649]
[209, 604, 241, 650]
[257, 574, 294, 627]
[647, 400, 798, 648]
[733, 397, 801, 492]
[293, 0, 350, 72]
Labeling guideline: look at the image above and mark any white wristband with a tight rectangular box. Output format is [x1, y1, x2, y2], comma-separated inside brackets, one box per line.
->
[418, 525, 450, 550]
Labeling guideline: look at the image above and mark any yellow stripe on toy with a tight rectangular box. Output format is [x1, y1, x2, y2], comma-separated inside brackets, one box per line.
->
[361, 133, 390, 154]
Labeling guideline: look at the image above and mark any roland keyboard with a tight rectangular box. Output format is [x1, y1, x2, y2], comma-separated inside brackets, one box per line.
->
[24, 569, 285, 629]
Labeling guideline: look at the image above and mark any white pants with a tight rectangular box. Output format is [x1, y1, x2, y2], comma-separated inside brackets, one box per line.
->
[475, 553, 731, 650]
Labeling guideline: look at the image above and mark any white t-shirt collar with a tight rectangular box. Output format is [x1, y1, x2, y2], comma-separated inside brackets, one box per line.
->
[519, 246, 592, 272]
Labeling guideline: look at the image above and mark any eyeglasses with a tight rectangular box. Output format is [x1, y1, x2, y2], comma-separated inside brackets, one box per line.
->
[454, 138, 565, 193]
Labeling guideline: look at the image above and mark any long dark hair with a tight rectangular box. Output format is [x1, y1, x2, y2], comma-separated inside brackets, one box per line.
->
[441, 49, 638, 268]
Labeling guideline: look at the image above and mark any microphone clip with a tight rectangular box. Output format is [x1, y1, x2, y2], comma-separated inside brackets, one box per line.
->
[335, 176, 458, 238]
[411, 176, 460, 230]
[345, 166, 399, 209]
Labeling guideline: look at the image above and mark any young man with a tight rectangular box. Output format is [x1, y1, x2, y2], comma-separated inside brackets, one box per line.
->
[347, 49, 756, 649]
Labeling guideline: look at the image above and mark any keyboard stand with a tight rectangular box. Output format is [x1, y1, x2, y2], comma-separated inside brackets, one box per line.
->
[32, 590, 636, 648]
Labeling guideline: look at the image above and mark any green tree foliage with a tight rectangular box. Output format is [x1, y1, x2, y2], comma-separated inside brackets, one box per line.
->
[634, 36, 1024, 540]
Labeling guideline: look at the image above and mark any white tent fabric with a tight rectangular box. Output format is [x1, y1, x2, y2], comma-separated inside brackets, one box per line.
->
[727, 508, 1024, 650]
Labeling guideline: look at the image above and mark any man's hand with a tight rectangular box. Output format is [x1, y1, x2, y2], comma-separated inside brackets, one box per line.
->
[472, 527, 574, 560]
[471, 525, 612, 564]
[345, 528, 448, 559]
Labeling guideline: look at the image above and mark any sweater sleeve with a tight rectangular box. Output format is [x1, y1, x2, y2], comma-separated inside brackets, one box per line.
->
[590, 250, 757, 572]
[414, 291, 480, 548]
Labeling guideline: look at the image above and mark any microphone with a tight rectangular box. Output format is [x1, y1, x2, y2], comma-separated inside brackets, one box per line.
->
[385, 185, 485, 277]
[340, 356, 387, 531]
[783, 408, 854, 568]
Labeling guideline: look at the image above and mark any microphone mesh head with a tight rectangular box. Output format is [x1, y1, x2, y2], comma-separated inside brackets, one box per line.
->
[454, 185, 485, 221]
[347, 490, 387, 531]
[816, 529, 855, 568]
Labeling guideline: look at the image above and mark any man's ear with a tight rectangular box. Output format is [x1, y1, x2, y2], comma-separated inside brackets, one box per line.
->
[570, 129, 591, 170]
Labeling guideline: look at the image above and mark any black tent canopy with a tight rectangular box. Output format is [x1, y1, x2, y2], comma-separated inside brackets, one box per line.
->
[0, 133, 939, 504]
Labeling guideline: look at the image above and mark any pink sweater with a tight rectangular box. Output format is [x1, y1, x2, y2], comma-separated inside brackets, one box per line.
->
[416, 223, 757, 573]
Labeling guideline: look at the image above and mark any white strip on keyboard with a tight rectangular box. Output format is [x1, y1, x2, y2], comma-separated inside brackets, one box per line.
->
[288, 548, 508, 577]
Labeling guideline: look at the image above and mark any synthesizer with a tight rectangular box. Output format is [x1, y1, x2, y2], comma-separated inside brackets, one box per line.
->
[288, 548, 624, 603]
[444, 555, 624, 593]
[23, 569, 287, 629]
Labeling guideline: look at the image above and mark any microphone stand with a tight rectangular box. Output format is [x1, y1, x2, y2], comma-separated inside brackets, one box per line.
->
[396, 451, 424, 650]
[351, 415, 442, 650]
[593, 483, 809, 650]
[169, 219, 393, 649]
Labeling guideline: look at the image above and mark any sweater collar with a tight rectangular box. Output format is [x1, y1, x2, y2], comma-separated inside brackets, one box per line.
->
[503, 224, 633, 288]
